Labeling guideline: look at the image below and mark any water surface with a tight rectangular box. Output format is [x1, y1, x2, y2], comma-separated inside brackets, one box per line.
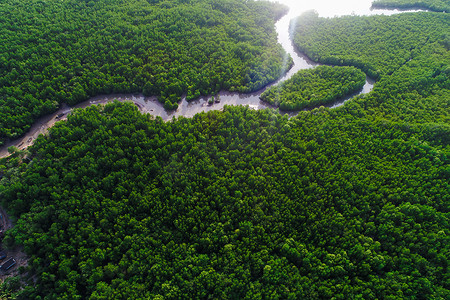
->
[0, 1, 422, 157]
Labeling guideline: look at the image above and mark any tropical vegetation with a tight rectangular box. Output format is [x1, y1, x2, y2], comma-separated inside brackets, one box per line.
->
[0, 0, 289, 141]
[292, 11, 448, 80]
[0, 1, 448, 299]
[372, 0, 450, 12]
[260, 66, 366, 110]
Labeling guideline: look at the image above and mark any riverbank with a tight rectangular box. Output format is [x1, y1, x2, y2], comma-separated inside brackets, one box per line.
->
[0, 8, 378, 158]
[0, 2, 428, 159]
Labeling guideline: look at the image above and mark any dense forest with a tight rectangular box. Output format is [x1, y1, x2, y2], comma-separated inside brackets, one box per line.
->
[292, 11, 448, 80]
[260, 66, 366, 110]
[372, 0, 450, 12]
[0, 1, 448, 299]
[291, 11, 449, 124]
[1, 98, 448, 298]
[0, 0, 288, 141]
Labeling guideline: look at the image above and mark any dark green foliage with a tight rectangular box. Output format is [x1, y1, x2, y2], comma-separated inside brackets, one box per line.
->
[0, 5, 448, 300]
[0, 97, 448, 298]
[292, 11, 448, 79]
[372, 0, 450, 12]
[291, 11, 449, 125]
[0, 0, 288, 140]
[260, 66, 366, 110]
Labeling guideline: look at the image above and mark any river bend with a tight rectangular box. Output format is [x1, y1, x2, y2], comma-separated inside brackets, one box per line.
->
[0, 1, 423, 158]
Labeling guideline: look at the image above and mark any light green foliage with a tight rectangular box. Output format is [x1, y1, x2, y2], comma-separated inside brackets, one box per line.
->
[260, 66, 366, 110]
[292, 11, 448, 79]
[292, 10, 449, 124]
[372, 0, 450, 12]
[0, 0, 289, 140]
[0, 4, 448, 300]
[0, 100, 447, 299]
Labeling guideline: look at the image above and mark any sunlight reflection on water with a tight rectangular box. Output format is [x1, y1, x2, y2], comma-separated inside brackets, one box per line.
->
[271, 0, 402, 18]
[1, 0, 422, 157]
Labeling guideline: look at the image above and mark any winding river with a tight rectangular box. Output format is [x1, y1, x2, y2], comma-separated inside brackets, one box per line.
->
[0, 1, 423, 158]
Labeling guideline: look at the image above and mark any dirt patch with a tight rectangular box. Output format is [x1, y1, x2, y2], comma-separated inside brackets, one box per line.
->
[0, 247, 28, 280]
[0, 207, 29, 282]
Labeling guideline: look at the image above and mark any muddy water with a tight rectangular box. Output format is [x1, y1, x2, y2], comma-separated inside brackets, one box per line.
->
[0, 2, 423, 158]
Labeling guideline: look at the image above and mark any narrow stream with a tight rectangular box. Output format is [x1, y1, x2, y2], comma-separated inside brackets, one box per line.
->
[0, 2, 423, 158]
